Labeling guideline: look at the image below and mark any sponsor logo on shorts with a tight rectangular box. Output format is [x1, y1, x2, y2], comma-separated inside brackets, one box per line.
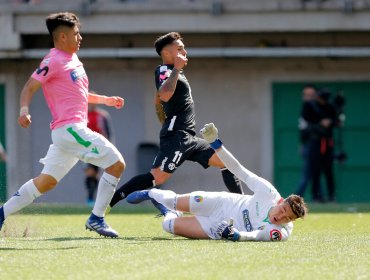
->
[194, 195, 203, 203]
[242, 209, 254, 232]
[168, 163, 176, 171]
[270, 229, 282, 241]
[13, 191, 20, 197]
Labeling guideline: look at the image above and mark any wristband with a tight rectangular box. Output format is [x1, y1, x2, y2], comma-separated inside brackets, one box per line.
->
[210, 138, 223, 150]
[232, 230, 240, 242]
[19, 106, 29, 116]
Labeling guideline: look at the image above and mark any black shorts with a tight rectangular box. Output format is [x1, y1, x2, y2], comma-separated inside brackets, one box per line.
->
[152, 130, 215, 173]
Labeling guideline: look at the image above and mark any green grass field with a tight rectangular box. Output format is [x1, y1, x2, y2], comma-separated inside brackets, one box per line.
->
[0, 203, 369, 280]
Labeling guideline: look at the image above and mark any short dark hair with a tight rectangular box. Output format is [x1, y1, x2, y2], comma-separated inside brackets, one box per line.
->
[317, 88, 332, 101]
[46, 12, 80, 37]
[154, 32, 183, 56]
[285, 194, 308, 219]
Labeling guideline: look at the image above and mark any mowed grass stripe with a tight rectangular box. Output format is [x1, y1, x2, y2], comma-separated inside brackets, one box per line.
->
[0, 206, 369, 280]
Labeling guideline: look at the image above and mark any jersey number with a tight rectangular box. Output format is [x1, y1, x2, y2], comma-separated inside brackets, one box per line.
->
[172, 151, 183, 164]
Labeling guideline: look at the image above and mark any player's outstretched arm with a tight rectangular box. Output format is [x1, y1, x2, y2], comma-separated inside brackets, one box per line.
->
[238, 225, 290, 242]
[18, 77, 41, 128]
[88, 91, 124, 109]
[200, 123, 276, 194]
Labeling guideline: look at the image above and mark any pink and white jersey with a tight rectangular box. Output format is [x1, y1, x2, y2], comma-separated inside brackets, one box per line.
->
[31, 48, 89, 130]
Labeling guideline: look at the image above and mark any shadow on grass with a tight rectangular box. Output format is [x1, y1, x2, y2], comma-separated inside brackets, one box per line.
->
[33, 236, 189, 243]
[13, 202, 370, 215]
[14, 203, 157, 215]
[0, 246, 79, 251]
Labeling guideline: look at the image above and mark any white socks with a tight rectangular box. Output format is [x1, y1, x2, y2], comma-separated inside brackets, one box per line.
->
[149, 188, 177, 211]
[92, 172, 119, 217]
[162, 212, 178, 234]
[3, 179, 42, 219]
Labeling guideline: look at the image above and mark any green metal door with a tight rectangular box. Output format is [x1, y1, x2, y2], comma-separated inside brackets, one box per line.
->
[273, 81, 370, 203]
[0, 84, 6, 201]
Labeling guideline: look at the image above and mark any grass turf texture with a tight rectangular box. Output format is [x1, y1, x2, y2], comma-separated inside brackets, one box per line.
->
[0, 203, 369, 280]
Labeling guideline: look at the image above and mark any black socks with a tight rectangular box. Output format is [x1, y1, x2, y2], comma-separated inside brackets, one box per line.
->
[109, 172, 155, 207]
[221, 168, 243, 194]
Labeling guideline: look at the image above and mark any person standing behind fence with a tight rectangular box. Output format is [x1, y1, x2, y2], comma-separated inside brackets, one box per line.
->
[300, 88, 338, 202]
[296, 84, 319, 199]
[85, 103, 114, 207]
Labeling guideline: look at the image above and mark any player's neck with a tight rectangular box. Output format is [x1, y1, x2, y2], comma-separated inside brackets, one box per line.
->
[53, 43, 75, 56]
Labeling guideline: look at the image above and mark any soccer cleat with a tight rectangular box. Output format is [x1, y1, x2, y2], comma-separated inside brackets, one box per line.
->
[151, 199, 170, 216]
[126, 190, 151, 204]
[0, 206, 4, 231]
[85, 213, 118, 238]
[127, 190, 181, 217]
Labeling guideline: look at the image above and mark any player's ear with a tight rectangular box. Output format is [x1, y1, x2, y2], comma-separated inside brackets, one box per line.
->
[161, 47, 170, 58]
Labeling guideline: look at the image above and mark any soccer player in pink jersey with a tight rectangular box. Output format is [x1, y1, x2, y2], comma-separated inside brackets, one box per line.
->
[0, 12, 125, 238]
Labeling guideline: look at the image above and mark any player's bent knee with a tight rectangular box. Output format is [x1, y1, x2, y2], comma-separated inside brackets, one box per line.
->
[33, 174, 58, 193]
[106, 160, 125, 176]
[162, 217, 176, 234]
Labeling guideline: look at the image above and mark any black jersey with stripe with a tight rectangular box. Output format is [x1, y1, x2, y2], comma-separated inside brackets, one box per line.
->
[155, 64, 196, 136]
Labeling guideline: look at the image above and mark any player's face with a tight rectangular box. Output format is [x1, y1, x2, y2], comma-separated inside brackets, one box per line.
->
[62, 25, 82, 54]
[269, 203, 297, 225]
[164, 39, 187, 63]
[302, 87, 316, 101]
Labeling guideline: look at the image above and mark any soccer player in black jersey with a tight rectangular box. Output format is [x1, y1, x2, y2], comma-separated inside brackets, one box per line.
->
[109, 32, 242, 209]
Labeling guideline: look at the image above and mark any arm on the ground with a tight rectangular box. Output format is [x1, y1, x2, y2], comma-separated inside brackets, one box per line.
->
[238, 225, 291, 242]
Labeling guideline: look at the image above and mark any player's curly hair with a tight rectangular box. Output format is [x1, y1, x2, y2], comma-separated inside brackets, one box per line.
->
[46, 12, 81, 37]
[154, 32, 183, 56]
[285, 194, 308, 219]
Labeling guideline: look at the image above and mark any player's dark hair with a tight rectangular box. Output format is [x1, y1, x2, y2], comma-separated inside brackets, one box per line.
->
[46, 12, 80, 38]
[154, 32, 183, 56]
[285, 195, 308, 219]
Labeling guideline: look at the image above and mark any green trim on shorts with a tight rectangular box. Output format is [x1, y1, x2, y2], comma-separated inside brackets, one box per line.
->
[66, 127, 92, 148]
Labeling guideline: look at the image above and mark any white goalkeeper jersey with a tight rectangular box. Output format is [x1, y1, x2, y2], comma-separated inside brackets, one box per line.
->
[216, 147, 293, 241]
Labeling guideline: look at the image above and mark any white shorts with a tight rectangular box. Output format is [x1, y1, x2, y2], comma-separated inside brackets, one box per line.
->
[40, 123, 123, 182]
[189, 191, 236, 240]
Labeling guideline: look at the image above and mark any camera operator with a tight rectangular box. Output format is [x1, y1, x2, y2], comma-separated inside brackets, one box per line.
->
[300, 88, 338, 202]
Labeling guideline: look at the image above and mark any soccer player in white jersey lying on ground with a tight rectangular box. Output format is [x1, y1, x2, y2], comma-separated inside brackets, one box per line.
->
[126, 123, 308, 242]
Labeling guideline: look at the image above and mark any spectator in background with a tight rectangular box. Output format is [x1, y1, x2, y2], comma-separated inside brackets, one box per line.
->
[296, 84, 318, 199]
[85, 104, 114, 207]
[0, 141, 6, 162]
[299, 88, 338, 202]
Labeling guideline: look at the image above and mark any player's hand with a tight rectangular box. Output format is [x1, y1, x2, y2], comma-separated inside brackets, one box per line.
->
[105, 96, 124, 109]
[216, 219, 240, 242]
[174, 54, 188, 70]
[200, 123, 219, 143]
[18, 114, 32, 128]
